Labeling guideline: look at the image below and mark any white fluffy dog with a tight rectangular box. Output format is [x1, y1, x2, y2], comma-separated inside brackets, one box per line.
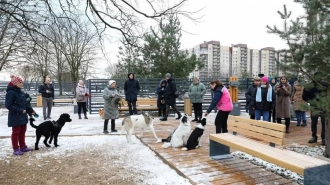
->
[121, 111, 162, 143]
[162, 114, 191, 148]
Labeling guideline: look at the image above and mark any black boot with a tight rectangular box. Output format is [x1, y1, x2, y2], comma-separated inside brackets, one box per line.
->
[111, 119, 117, 132]
[308, 137, 317, 143]
[296, 121, 301, 126]
[301, 120, 307, 126]
[192, 109, 198, 122]
[285, 118, 290, 133]
[176, 113, 182, 120]
[160, 117, 167, 121]
[84, 114, 88, 119]
[103, 119, 109, 134]
[197, 110, 203, 123]
[78, 114, 82, 119]
[276, 118, 282, 124]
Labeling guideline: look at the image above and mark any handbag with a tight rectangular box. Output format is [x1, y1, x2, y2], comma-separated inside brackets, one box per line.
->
[77, 96, 84, 101]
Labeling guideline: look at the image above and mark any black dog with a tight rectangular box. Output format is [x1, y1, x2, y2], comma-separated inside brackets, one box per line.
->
[182, 118, 207, 151]
[29, 113, 72, 150]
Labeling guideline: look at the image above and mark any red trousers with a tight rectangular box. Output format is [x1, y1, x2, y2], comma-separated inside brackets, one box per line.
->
[11, 124, 27, 150]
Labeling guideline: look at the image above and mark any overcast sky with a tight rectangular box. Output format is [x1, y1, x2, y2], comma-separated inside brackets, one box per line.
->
[0, 0, 306, 80]
[103, 0, 305, 64]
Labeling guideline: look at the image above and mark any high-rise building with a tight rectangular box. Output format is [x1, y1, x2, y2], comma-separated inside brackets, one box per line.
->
[249, 49, 261, 77]
[231, 44, 248, 77]
[260, 47, 276, 77]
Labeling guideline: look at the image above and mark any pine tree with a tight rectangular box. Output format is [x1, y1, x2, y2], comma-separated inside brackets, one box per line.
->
[142, 16, 204, 78]
[268, 0, 330, 157]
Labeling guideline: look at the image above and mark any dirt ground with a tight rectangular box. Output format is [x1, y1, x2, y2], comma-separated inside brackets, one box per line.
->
[0, 150, 146, 185]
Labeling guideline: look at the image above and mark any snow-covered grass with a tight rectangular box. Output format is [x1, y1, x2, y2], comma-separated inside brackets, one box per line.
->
[0, 106, 192, 185]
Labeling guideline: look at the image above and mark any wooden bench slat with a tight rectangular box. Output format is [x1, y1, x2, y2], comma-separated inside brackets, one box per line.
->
[228, 121, 284, 146]
[229, 115, 286, 132]
[210, 134, 330, 175]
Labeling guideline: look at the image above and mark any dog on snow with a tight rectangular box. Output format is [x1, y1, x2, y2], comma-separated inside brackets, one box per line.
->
[29, 113, 72, 150]
[181, 117, 207, 151]
[162, 114, 191, 148]
[121, 111, 161, 143]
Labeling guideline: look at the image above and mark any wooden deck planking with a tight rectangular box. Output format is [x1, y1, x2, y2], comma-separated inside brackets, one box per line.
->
[132, 114, 318, 185]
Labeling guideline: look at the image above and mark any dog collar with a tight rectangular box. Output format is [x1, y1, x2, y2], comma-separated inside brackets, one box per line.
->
[52, 121, 62, 128]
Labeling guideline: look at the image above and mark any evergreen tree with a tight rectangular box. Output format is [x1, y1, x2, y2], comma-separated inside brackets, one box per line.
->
[142, 16, 204, 78]
[268, 0, 330, 157]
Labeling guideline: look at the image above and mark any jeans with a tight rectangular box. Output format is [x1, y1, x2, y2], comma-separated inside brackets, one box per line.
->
[255, 110, 270, 121]
[295, 111, 306, 123]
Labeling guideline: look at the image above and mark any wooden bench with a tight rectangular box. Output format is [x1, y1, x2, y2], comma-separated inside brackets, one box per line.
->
[119, 98, 158, 111]
[53, 99, 74, 105]
[98, 98, 158, 118]
[209, 115, 330, 184]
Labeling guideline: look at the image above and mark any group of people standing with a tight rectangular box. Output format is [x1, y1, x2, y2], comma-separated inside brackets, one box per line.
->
[245, 74, 326, 145]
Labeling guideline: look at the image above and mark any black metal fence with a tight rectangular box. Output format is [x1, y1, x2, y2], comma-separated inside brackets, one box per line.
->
[0, 78, 258, 112]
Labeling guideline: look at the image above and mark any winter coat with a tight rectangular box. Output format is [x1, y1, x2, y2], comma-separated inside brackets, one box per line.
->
[103, 86, 120, 120]
[245, 84, 258, 115]
[156, 80, 167, 108]
[5, 83, 35, 127]
[38, 82, 54, 99]
[188, 82, 206, 103]
[124, 74, 140, 102]
[250, 85, 276, 111]
[217, 87, 233, 112]
[291, 81, 307, 111]
[275, 82, 292, 118]
[207, 86, 231, 113]
[302, 81, 328, 114]
[76, 83, 89, 103]
[164, 77, 177, 105]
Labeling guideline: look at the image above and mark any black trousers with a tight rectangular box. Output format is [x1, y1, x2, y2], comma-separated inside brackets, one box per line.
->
[193, 103, 203, 120]
[215, 110, 230, 133]
[158, 107, 166, 117]
[104, 119, 115, 131]
[127, 101, 137, 115]
[77, 102, 87, 115]
[311, 114, 325, 140]
[164, 104, 181, 118]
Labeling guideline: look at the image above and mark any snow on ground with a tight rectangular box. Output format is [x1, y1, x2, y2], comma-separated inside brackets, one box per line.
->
[0, 106, 193, 185]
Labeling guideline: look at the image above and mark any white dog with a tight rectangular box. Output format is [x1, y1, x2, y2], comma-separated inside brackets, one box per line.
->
[162, 114, 191, 148]
[121, 112, 162, 143]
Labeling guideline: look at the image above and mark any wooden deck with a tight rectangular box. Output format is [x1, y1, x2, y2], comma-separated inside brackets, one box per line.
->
[133, 114, 327, 185]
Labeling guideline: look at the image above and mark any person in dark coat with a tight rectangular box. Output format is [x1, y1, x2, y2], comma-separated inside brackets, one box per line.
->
[245, 77, 260, 120]
[5, 75, 36, 155]
[302, 72, 328, 145]
[38, 77, 54, 120]
[160, 73, 182, 121]
[156, 79, 167, 119]
[124, 73, 140, 115]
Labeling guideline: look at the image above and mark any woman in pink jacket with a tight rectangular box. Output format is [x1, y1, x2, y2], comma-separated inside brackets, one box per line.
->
[205, 80, 233, 133]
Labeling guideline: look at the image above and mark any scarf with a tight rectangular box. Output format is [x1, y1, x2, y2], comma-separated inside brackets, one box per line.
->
[256, 86, 272, 102]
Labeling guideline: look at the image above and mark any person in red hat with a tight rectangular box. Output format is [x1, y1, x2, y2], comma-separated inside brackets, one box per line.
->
[5, 75, 36, 155]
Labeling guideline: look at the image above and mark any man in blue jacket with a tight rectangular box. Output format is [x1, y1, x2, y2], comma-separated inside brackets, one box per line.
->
[38, 77, 54, 120]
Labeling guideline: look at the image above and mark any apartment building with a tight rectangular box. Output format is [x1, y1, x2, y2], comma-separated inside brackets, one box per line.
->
[188, 41, 221, 79]
[249, 49, 261, 77]
[231, 44, 249, 77]
[260, 47, 276, 77]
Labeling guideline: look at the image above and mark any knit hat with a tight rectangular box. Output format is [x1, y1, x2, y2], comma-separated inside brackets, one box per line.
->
[109, 80, 116, 85]
[165, 73, 171, 78]
[10, 75, 23, 86]
[261, 76, 268, 83]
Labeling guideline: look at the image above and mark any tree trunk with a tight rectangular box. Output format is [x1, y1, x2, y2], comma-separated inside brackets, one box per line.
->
[325, 118, 330, 158]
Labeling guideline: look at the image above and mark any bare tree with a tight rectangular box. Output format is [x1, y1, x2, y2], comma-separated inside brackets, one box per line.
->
[0, 0, 201, 49]
[104, 62, 118, 78]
